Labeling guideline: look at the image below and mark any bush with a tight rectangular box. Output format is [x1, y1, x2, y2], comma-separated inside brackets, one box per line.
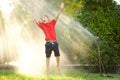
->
[76, 0, 120, 73]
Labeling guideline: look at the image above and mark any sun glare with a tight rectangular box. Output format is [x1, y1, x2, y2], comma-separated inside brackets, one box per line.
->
[114, 0, 120, 5]
[6, 23, 46, 75]
[0, 0, 14, 16]
[0, 0, 91, 76]
[16, 41, 45, 75]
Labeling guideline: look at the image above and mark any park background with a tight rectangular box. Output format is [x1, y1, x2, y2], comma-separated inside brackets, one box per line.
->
[0, 0, 120, 80]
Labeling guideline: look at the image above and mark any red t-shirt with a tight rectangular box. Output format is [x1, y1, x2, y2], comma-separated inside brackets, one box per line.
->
[37, 19, 57, 41]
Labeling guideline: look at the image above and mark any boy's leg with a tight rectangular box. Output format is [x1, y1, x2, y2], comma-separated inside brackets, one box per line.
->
[45, 42, 52, 77]
[56, 56, 60, 74]
[46, 57, 50, 77]
[53, 42, 60, 74]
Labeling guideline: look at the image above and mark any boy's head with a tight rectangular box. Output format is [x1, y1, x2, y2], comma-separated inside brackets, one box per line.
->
[41, 15, 49, 23]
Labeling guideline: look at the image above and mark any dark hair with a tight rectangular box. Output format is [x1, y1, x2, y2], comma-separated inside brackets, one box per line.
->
[44, 15, 49, 18]
[41, 15, 49, 19]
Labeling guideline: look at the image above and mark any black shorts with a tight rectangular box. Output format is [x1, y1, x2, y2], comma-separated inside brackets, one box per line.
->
[45, 41, 60, 58]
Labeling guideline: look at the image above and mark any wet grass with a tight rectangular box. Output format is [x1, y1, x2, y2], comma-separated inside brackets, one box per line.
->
[0, 69, 120, 80]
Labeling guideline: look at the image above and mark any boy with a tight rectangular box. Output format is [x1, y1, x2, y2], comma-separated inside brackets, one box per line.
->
[33, 2, 64, 76]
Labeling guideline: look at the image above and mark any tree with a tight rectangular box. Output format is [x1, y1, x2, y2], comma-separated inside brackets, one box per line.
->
[76, 0, 120, 73]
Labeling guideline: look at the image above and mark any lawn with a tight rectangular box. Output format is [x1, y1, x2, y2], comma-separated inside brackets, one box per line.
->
[0, 69, 119, 80]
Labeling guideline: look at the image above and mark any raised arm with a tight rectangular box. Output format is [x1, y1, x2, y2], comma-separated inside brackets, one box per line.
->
[32, 5, 40, 24]
[55, 2, 64, 20]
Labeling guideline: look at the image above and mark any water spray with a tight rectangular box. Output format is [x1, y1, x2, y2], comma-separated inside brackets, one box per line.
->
[0, 0, 95, 76]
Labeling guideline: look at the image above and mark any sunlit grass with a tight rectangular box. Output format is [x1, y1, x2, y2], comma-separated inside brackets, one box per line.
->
[0, 69, 120, 80]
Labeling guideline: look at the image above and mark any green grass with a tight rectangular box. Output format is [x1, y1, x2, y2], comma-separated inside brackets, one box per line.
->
[0, 69, 120, 80]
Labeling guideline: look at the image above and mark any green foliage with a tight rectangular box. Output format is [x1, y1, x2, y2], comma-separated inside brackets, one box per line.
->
[76, 0, 120, 73]
[50, 0, 120, 73]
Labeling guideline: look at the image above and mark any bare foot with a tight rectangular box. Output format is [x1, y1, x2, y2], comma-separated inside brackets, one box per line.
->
[47, 72, 50, 77]
[57, 68, 61, 75]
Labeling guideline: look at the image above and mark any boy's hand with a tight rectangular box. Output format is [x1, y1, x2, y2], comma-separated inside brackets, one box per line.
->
[55, 2, 64, 20]
[32, 4, 35, 12]
[60, 2, 64, 9]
